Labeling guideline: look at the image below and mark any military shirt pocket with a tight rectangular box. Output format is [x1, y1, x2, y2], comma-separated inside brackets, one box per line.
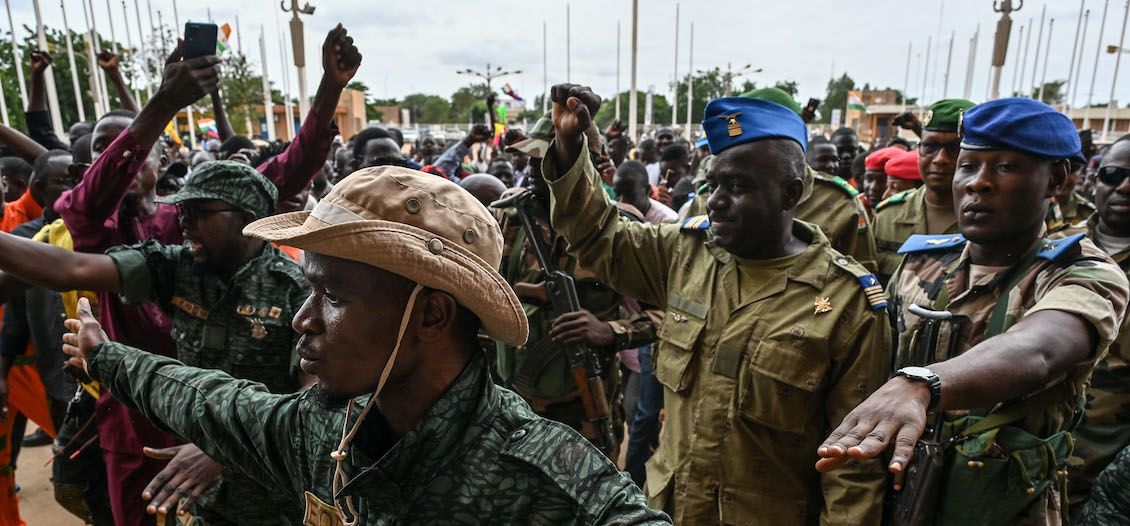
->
[229, 317, 297, 393]
[654, 310, 705, 393]
[739, 338, 828, 433]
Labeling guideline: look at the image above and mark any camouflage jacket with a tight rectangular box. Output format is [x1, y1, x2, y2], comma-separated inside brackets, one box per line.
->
[1078, 445, 1130, 525]
[1065, 215, 1130, 507]
[88, 344, 672, 526]
[543, 139, 891, 525]
[1046, 192, 1097, 234]
[106, 240, 310, 525]
[890, 232, 1129, 522]
[872, 186, 959, 284]
[683, 167, 879, 272]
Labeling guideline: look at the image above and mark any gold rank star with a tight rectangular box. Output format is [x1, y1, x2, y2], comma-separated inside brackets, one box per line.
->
[814, 297, 833, 315]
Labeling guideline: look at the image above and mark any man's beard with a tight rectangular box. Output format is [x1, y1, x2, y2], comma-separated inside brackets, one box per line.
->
[308, 384, 351, 410]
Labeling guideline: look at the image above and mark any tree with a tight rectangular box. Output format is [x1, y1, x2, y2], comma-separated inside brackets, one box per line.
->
[1031, 80, 1066, 105]
[818, 73, 856, 125]
[592, 91, 673, 130]
[773, 80, 800, 97]
[401, 93, 450, 123]
[449, 84, 491, 123]
[219, 50, 271, 135]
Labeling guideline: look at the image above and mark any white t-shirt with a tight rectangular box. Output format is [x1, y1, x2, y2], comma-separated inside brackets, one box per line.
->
[646, 163, 661, 186]
[645, 198, 678, 224]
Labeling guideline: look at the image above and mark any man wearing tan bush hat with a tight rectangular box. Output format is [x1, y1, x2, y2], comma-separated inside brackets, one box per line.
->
[60, 166, 670, 525]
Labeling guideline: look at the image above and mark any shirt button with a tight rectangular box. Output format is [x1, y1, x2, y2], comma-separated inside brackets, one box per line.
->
[510, 429, 528, 441]
[836, 257, 848, 265]
[123, 150, 132, 158]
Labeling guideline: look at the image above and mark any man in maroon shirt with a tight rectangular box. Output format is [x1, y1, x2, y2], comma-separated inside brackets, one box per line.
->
[54, 25, 360, 526]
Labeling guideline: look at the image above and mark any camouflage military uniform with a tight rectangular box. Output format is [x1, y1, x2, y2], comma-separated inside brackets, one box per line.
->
[1078, 445, 1130, 525]
[890, 233, 1129, 524]
[683, 166, 879, 272]
[106, 240, 310, 525]
[543, 140, 891, 525]
[494, 192, 656, 456]
[872, 187, 960, 283]
[1063, 215, 1130, 510]
[1047, 192, 1097, 234]
[86, 344, 672, 525]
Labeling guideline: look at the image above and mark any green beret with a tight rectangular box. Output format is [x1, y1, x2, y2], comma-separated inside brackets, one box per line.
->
[158, 160, 279, 218]
[923, 99, 976, 132]
[739, 87, 803, 115]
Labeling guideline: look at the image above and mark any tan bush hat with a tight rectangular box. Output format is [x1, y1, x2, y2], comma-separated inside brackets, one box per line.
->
[243, 166, 528, 346]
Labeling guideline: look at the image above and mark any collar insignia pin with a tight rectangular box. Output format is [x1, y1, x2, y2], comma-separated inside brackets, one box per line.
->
[814, 297, 833, 315]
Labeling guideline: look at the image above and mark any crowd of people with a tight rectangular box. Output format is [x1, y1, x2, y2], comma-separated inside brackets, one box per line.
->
[0, 15, 1128, 526]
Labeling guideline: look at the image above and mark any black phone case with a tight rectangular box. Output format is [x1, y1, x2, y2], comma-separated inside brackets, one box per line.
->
[183, 22, 218, 59]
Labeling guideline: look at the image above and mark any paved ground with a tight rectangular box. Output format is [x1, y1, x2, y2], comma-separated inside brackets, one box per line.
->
[17, 427, 83, 526]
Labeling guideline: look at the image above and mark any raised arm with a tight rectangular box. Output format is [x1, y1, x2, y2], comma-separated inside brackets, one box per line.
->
[435, 125, 490, 181]
[27, 51, 51, 114]
[64, 299, 308, 496]
[0, 231, 121, 293]
[97, 51, 140, 112]
[541, 83, 678, 307]
[0, 125, 48, 164]
[209, 90, 235, 141]
[258, 24, 360, 202]
[23, 51, 70, 151]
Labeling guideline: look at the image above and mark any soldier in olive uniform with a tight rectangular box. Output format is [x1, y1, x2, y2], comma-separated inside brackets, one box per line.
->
[872, 98, 974, 284]
[542, 84, 891, 524]
[817, 98, 1129, 525]
[1046, 159, 1097, 234]
[495, 116, 657, 458]
[684, 88, 879, 271]
[60, 166, 670, 525]
[1064, 136, 1130, 512]
[0, 161, 310, 524]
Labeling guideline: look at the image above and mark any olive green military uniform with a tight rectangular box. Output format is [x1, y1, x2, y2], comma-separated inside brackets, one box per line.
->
[543, 137, 891, 525]
[890, 232, 1129, 524]
[1046, 192, 1097, 234]
[872, 186, 960, 284]
[683, 166, 879, 272]
[1063, 215, 1130, 510]
[107, 239, 309, 525]
[494, 192, 656, 456]
[85, 343, 670, 525]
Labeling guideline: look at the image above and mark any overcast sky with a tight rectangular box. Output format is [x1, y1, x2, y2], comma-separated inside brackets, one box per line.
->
[9, 0, 1130, 116]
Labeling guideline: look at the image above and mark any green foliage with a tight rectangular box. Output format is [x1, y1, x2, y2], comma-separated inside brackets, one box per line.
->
[1031, 80, 1066, 105]
[592, 92, 672, 129]
[449, 84, 491, 123]
[773, 80, 799, 97]
[818, 73, 856, 125]
[219, 50, 270, 135]
[401, 93, 450, 123]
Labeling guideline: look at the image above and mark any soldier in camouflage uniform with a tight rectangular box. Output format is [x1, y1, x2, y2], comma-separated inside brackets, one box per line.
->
[1046, 160, 1097, 234]
[872, 99, 974, 284]
[683, 88, 879, 271]
[0, 161, 308, 524]
[543, 84, 891, 524]
[1063, 137, 1130, 513]
[1079, 446, 1130, 524]
[495, 116, 657, 458]
[60, 166, 670, 525]
[817, 97, 1130, 525]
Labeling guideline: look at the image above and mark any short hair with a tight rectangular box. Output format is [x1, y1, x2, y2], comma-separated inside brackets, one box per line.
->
[220, 135, 255, 157]
[831, 127, 858, 140]
[661, 144, 689, 163]
[386, 127, 405, 147]
[888, 137, 913, 150]
[609, 135, 630, 146]
[32, 149, 72, 184]
[808, 136, 830, 149]
[0, 157, 33, 183]
[365, 156, 414, 169]
[71, 135, 93, 164]
[352, 127, 394, 160]
[95, 108, 138, 124]
[616, 160, 650, 184]
[639, 139, 657, 151]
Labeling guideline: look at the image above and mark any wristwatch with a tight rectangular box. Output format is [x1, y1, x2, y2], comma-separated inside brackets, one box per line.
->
[896, 366, 942, 411]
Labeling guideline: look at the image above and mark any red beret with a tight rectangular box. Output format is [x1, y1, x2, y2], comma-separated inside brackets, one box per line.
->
[885, 150, 922, 181]
[864, 147, 902, 171]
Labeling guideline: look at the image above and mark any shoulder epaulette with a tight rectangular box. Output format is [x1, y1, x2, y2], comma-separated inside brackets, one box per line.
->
[875, 190, 912, 211]
[897, 234, 967, 254]
[1036, 232, 1086, 261]
[819, 175, 860, 198]
[831, 256, 889, 311]
[680, 215, 710, 232]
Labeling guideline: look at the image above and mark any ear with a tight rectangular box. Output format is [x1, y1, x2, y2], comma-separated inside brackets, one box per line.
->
[1046, 159, 1069, 199]
[414, 289, 458, 343]
[781, 175, 805, 211]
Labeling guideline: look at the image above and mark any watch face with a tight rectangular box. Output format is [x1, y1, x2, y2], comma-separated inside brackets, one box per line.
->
[900, 366, 933, 380]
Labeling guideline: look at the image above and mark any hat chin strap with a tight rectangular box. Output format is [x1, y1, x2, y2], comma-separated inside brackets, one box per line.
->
[329, 283, 424, 526]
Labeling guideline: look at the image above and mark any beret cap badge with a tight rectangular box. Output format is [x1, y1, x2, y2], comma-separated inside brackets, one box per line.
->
[721, 112, 743, 137]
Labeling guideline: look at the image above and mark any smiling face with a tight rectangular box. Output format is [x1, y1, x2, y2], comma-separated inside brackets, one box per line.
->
[705, 140, 804, 259]
[1095, 140, 1130, 236]
[952, 149, 1064, 245]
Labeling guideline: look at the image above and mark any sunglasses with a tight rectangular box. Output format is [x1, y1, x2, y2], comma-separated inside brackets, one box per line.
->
[1098, 165, 1130, 187]
[919, 141, 961, 158]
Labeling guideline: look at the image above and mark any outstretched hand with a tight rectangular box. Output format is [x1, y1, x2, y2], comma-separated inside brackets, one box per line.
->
[62, 297, 108, 377]
[322, 24, 362, 88]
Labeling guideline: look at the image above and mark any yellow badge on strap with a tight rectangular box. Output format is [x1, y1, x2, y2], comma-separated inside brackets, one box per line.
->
[303, 491, 344, 526]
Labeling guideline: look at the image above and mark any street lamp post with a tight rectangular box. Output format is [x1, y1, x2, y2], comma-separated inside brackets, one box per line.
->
[456, 63, 522, 132]
[281, 0, 315, 121]
[697, 63, 762, 97]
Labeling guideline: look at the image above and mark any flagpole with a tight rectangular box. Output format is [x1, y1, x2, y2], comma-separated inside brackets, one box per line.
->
[4, 0, 28, 108]
[171, 0, 197, 149]
[121, 0, 141, 104]
[1012, 24, 1025, 96]
[259, 24, 275, 141]
[1103, 0, 1129, 139]
[542, 20, 547, 114]
[1037, 18, 1055, 102]
[1085, 0, 1110, 130]
[1030, 5, 1047, 96]
[903, 41, 912, 112]
[566, 3, 571, 83]
[1019, 18, 1033, 95]
[133, 0, 151, 100]
[671, 2, 678, 129]
[274, 7, 295, 140]
[0, 69, 9, 126]
[963, 26, 978, 99]
[1070, 9, 1092, 108]
[628, 0, 638, 141]
[1066, 0, 1086, 108]
[614, 21, 620, 121]
[685, 21, 693, 138]
[32, 0, 66, 135]
[87, 0, 111, 111]
[61, 0, 87, 122]
[82, 0, 106, 115]
[943, 30, 955, 97]
[104, 0, 118, 53]
[920, 36, 931, 118]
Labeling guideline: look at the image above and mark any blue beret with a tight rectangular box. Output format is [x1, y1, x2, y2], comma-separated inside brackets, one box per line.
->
[960, 97, 1082, 161]
[703, 97, 808, 154]
[695, 136, 710, 150]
